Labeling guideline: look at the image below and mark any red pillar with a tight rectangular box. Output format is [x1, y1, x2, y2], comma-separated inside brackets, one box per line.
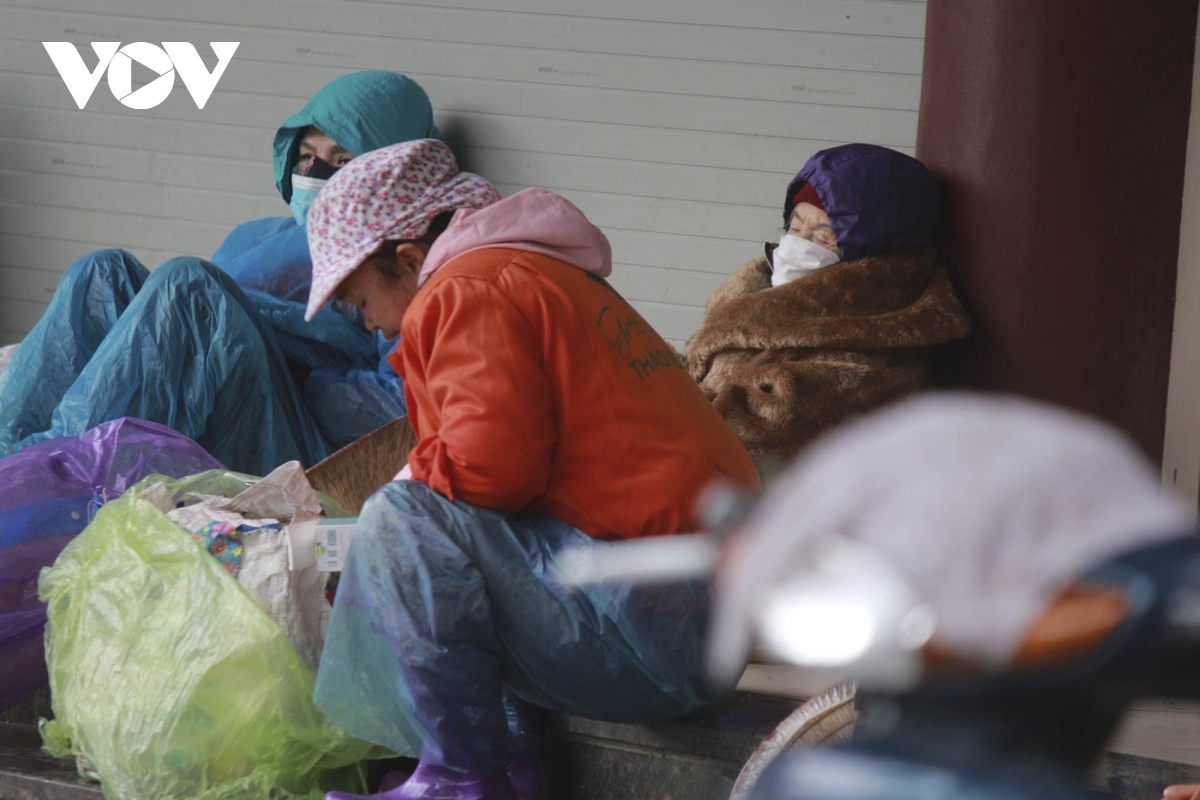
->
[916, 0, 1198, 460]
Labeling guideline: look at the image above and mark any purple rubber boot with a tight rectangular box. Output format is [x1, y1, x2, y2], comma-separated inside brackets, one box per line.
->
[505, 755, 550, 800]
[323, 762, 515, 800]
[378, 768, 415, 793]
[500, 693, 549, 800]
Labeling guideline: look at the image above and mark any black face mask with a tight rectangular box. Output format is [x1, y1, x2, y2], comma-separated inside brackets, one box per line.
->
[294, 154, 342, 180]
[289, 155, 345, 226]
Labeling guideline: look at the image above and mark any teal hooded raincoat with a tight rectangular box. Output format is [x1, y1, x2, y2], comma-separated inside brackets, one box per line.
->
[0, 71, 443, 471]
[212, 70, 443, 449]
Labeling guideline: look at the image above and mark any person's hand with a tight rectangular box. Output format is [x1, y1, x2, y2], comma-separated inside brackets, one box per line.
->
[1163, 784, 1200, 800]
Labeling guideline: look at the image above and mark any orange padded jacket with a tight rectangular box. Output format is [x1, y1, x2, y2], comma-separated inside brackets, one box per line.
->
[389, 247, 758, 539]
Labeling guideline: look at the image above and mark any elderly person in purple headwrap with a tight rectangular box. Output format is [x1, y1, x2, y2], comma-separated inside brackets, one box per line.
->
[685, 143, 971, 477]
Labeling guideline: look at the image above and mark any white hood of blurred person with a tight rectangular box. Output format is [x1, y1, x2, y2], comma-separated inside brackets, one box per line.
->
[707, 393, 1191, 688]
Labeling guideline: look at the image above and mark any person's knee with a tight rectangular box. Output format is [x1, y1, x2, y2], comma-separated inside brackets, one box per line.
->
[82, 247, 138, 265]
[149, 257, 224, 288]
[64, 248, 147, 284]
[361, 478, 440, 523]
[119, 257, 259, 345]
[138, 258, 251, 307]
[356, 480, 474, 554]
[357, 481, 426, 544]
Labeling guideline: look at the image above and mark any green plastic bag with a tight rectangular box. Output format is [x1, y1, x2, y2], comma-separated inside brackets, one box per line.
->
[39, 471, 386, 800]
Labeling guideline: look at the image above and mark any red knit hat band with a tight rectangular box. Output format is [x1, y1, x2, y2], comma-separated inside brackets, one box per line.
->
[792, 182, 825, 213]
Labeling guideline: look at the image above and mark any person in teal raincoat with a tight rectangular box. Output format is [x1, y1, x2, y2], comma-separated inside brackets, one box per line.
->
[0, 71, 438, 474]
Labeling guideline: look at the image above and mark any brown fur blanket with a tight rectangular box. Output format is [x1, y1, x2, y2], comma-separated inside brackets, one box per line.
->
[686, 248, 970, 476]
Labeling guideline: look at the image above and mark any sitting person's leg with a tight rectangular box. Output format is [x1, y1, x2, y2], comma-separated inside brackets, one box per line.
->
[25, 257, 330, 474]
[315, 481, 719, 797]
[0, 249, 148, 454]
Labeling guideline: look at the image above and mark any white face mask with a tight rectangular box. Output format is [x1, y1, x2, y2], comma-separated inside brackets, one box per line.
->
[771, 234, 841, 287]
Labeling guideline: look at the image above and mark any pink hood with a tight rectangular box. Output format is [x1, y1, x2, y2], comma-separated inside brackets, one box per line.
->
[418, 187, 612, 286]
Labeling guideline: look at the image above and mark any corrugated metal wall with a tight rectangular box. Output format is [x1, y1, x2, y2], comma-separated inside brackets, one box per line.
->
[0, 0, 926, 347]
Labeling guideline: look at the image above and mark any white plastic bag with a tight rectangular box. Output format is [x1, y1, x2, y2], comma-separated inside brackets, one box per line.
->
[162, 461, 331, 671]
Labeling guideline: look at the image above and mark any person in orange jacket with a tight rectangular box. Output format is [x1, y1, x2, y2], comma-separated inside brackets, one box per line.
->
[304, 140, 759, 800]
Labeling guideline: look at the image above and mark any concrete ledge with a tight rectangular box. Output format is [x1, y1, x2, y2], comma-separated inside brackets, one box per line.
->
[543, 693, 797, 800]
[5, 692, 1200, 800]
[0, 725, 100, 800]
[1101, 751, 1200, 800]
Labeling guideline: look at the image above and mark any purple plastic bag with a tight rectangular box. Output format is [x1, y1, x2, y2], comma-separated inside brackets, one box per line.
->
[0, 417, 224, 711]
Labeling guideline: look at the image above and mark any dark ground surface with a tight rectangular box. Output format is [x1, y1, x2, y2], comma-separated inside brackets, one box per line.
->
[4, 690, 1200, 799]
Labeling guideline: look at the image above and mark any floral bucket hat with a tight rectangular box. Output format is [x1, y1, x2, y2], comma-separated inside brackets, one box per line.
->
[305, 138, 500, 321]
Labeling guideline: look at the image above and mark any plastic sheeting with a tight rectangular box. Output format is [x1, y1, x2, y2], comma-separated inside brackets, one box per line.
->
[0, 249, 146, 453]
[0, 242, 405, 474]
[206, 70, 434, 447]
[304, 364, 407, 450]
[314, 480, 723, 773]
[244, 288, 407, 449]
[2, 72, 425, 478]
[159, 462, 335, 672]
[0, 343, 17, 375]
[210, 69, 429, 443]
[0, 251, 332, 474]
[39, 470, 378, 800]
[0, 417, 224, 712]
[211, 217, 314, 303]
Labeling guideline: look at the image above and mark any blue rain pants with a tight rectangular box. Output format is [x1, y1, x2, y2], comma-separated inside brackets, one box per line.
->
[210, 217, 408, 449]
[244, 285, 407, 450]
[0, 249, 330, 474]
[313, 480, 724, 773]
